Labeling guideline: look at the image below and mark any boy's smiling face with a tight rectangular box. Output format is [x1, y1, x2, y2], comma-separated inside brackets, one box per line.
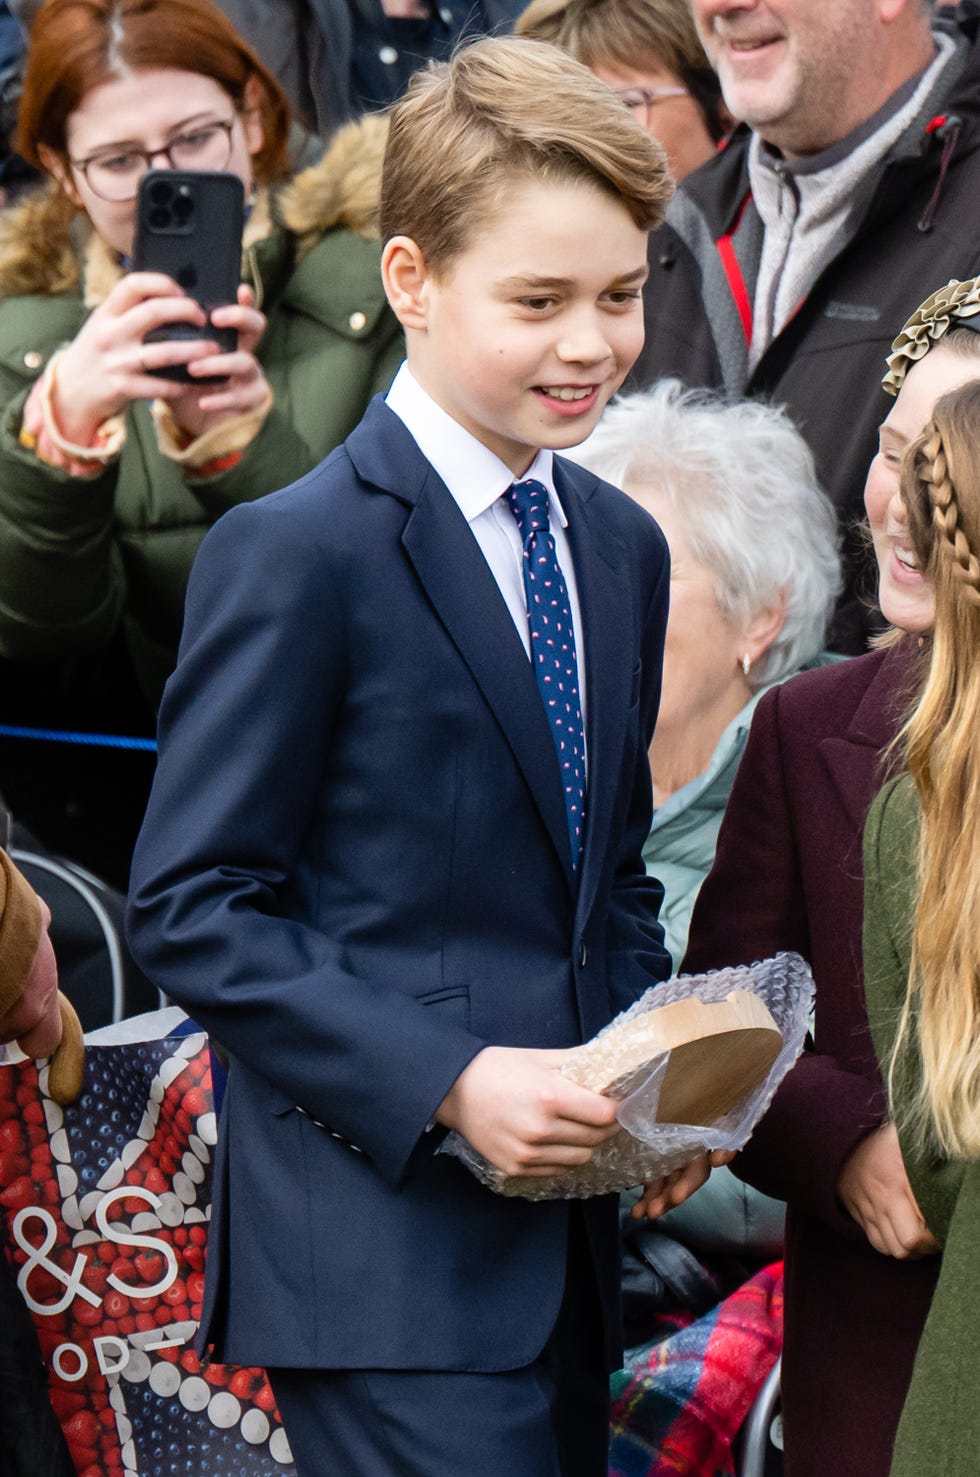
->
[383, 176, 650, 477]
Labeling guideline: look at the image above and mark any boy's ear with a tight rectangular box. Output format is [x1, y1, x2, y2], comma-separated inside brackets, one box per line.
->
[381, 236, 433, 331]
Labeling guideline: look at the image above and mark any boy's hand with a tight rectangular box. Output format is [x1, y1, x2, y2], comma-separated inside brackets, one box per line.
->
[632, 1149, 735, 1220]
[837, 1123, 939, 1259]
[435, 1046, 621, 1177]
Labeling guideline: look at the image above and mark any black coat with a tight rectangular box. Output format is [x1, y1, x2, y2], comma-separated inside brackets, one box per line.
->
[632, 7, 980, 654]
[217, 0, 527, 137]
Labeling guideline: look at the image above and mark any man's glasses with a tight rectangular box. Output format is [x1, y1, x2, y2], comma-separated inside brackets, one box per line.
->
[70, 117, 237, 202]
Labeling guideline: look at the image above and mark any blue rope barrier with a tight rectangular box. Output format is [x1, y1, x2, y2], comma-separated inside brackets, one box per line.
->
[0, 724, 157, 752]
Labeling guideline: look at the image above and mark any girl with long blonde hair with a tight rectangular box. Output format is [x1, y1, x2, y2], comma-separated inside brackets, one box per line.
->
[863, 373, 980, 1477]
[895, 379, 980, 1156]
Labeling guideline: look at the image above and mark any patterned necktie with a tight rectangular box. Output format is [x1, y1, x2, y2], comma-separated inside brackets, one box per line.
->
[506, 478, 587, 871]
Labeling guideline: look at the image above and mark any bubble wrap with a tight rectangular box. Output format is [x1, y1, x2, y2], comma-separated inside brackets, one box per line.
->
[439, 952, 813, 1200]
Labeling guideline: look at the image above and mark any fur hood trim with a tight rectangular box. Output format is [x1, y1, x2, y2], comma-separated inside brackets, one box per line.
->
[0, 114, 388, 299]
[0, 185, 78, 299]
[278, 113, 388, 260]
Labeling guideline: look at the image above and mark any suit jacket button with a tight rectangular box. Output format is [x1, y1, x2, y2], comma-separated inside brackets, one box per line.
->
[578, 941, 588, 968]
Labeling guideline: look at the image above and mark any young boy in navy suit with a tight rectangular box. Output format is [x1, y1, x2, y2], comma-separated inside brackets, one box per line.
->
[128, 36, 720, 1476]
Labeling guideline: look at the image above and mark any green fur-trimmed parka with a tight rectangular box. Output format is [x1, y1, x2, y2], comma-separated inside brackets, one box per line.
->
[0, 116, 403, 708]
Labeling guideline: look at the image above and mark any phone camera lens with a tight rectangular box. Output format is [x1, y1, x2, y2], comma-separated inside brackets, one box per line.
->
[173, 194, 194, 220]
[148, 206, 171, 229]
[148, 180, 172, 206]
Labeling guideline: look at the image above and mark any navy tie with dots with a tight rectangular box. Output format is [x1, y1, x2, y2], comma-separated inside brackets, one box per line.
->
[506, 478, 587, 871]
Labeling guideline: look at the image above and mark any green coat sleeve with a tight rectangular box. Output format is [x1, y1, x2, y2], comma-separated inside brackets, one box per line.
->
[0, 300, 127, 659]
[861, 775, 916, 1077]
[862, 775, 963, 1242]
[865, 790, 980, 1477]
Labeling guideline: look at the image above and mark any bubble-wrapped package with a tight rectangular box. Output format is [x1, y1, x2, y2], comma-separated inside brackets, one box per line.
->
[440, 951, 813, 1200]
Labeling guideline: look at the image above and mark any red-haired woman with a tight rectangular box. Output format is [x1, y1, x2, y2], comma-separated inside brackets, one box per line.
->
[0, 0, 401, 712]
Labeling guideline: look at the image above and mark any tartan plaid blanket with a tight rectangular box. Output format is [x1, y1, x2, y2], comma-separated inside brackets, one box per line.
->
[609, 1260, 783, 1477]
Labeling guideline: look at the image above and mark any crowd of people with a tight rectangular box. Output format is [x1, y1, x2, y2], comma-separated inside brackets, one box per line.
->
[2, 1, 980, 1476]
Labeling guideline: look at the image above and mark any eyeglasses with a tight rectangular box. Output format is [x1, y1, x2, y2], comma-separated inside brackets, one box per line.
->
[70, 117, 237, 202]
[613, 86, 689, 113]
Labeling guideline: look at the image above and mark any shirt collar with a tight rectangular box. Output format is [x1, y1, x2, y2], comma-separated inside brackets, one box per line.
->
[386, 362, 567, 527]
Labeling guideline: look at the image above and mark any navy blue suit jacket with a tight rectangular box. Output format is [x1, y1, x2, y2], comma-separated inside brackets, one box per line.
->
[127, 397, 671, 1372]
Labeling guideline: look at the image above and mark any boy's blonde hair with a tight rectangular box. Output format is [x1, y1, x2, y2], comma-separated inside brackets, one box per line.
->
[380, 36, 673, 274]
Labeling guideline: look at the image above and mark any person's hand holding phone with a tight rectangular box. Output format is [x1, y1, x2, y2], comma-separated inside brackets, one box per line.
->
[165, 282, 271, 441]
[45, 271, 219, 446]
[127, 169, 270, 444]
[42, 171, 269, 454]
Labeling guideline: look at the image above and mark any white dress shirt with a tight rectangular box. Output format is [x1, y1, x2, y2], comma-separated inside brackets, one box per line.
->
[386, 364, 588, 736]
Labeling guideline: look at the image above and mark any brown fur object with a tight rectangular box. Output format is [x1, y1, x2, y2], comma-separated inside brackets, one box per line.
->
[278, 115, 388, 258]
[48, 994, 85, 1105]
[0, 848, 41, 1016]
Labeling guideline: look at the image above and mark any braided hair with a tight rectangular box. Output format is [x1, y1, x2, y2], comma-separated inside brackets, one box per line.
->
[891, 379, 980, 1157]
[911, 426, 980, 608]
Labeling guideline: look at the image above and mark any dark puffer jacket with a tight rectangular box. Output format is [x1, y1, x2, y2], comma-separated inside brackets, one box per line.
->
[631, 6, 980, 652]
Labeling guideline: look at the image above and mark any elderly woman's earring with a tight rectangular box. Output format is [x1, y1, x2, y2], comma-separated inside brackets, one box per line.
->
[741, 652, 751, 678]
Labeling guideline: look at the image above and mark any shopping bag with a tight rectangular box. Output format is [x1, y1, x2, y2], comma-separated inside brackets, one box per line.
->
[0, 1010, 296, 1477]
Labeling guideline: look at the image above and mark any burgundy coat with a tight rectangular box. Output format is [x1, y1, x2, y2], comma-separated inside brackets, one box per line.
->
[683, 643, 937, 1477]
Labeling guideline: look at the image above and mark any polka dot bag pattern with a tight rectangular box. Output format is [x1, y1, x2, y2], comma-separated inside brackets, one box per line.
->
[0, 1012, 296, 1477]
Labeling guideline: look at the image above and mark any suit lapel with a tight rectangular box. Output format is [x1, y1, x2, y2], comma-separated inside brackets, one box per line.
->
[346, 401, 576, 887]
[558, 462, 636, 923]
[347, 405, 641, 896]
[817, 643, 918, 831]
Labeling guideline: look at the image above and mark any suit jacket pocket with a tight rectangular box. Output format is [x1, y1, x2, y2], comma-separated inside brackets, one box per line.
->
[259, 986, 471, 1128]
[414, 984, 471, 1031]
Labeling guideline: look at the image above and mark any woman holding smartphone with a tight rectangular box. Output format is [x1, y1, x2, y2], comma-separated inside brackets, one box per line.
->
[0, 0, 402, 714]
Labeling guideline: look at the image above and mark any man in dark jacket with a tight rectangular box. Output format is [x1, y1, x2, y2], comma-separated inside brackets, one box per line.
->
[0, 0, 37, 205]
[632, 0, 980, 652]
[214, 0, 527, 137]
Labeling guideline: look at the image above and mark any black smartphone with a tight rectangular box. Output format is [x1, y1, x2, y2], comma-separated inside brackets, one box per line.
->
[132, 169, 245, 383]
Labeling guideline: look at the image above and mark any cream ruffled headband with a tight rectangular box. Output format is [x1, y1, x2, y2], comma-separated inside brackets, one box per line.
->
[882, 276, 980, 397]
